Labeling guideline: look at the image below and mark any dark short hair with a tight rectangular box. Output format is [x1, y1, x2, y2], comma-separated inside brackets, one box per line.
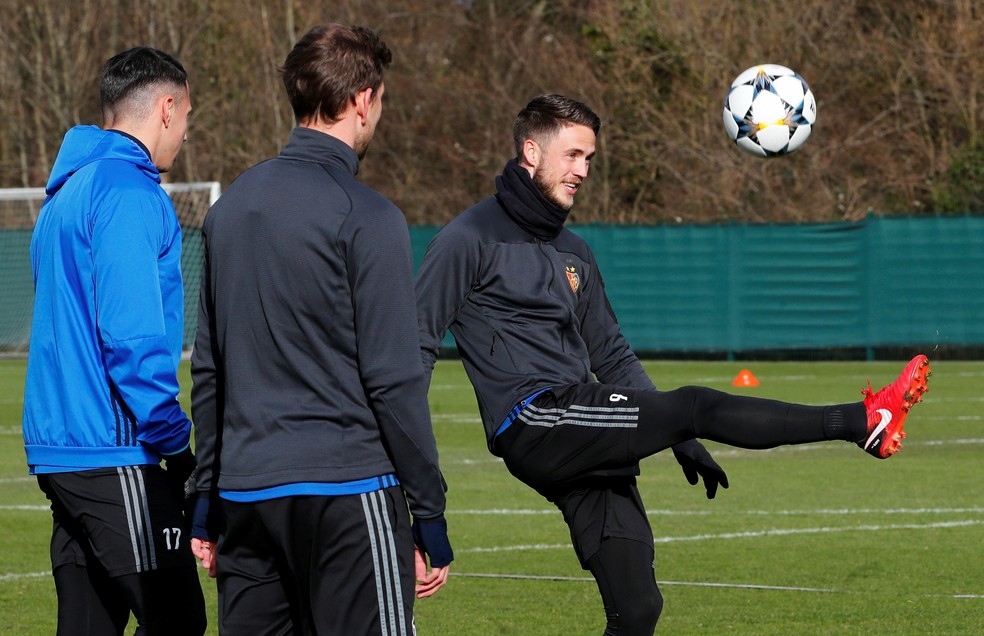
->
[513, 94, 601, 157]
[280, 24, 392, 124]
[100, 47, 187, 117]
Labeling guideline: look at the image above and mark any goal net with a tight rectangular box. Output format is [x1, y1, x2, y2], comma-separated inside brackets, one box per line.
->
[0, 182, 220, 353]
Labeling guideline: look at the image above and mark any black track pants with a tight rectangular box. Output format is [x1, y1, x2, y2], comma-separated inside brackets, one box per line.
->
[586, 538, 662, 636]
[499, 383, 864, 488]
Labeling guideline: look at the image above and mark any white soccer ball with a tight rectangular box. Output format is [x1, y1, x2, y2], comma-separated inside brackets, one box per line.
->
[722, 64, 817, 157]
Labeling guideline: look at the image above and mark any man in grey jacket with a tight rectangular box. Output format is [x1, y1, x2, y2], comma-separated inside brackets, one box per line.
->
[190, 24, 451, 635]
[416, 94, 928, 635]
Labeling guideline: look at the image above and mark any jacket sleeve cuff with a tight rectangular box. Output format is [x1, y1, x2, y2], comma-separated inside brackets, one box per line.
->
[411, 517, 454, 568]
[190, 495, 220, 541]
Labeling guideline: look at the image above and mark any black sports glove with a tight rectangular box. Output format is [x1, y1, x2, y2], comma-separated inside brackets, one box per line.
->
[411, 517, 454, 568]
[672, 440, 729, 499]
[163, 448, 196, 509]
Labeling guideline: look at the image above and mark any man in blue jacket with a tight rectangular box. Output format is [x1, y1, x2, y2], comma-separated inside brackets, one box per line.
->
[22, 47, 205, 635]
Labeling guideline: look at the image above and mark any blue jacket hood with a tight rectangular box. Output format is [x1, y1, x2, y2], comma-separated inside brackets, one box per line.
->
[46, 126, 159, 195]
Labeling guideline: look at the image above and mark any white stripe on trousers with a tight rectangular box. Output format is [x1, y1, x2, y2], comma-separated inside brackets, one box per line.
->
[116, 466, 157, 573]
[518, 403, 640, 429]
[360, 490, 411, 636]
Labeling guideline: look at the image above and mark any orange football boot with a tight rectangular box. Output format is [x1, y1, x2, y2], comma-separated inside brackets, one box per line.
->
[860, 355, 931, 458]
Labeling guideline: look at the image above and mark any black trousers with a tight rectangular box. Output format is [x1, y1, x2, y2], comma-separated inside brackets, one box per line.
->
[38, 466, 206, 636]
[498, 383, 864, 490]
[587, 538, 662, 636]
[496, 383, 864, 635]
[216, 487, 415, 636]
[51, 563, 206, 636]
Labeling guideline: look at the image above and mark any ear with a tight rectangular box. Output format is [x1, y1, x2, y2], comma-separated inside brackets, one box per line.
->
[521, 138, 540, 168]
[355, 87, 373, 125]
[160, 95, 175, 128]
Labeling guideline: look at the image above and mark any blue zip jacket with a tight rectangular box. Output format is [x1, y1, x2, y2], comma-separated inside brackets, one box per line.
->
[23, 125, 192, 474]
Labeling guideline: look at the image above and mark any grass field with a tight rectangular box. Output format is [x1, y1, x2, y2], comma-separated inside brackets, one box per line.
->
[1, 357, 982, 634]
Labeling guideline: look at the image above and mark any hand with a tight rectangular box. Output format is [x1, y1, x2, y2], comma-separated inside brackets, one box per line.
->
[672, 440, 729, 499]
[414, 546, 450, 598]
[410, 516, 453, 598]
[191, 538, 217, 578]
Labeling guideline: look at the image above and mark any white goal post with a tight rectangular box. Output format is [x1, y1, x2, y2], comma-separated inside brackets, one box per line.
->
[0, 182, 221, 222]
[0, 182, 221, 353]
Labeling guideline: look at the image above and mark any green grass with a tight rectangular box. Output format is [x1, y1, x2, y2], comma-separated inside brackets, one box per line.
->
[2, 358, 982, 634]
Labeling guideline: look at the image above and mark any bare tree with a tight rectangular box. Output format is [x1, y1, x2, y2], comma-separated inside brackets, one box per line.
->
[0, 0, 981, 221]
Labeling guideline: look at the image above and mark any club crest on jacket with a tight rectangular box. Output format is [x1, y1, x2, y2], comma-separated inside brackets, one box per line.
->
[565, 264, 580, 294]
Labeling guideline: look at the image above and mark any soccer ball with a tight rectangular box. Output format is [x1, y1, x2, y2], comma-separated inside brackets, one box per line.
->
[722, 64, 816, 157]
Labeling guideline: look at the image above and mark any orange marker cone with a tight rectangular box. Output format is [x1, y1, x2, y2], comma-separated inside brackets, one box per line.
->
[732, 369, 759, 387]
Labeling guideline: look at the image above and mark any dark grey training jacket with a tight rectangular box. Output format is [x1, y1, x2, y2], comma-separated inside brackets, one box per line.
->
[416, 195, 655, 453]
[192, 127, 446, 520]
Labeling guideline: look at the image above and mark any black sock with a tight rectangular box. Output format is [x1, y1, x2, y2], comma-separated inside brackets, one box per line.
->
[823, 402, 866, 442]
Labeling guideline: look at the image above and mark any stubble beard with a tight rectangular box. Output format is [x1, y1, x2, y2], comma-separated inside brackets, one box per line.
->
[533, 167, 574, 211]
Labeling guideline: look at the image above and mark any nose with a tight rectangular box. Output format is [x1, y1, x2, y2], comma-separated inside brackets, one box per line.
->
[573, 158, 589, 179]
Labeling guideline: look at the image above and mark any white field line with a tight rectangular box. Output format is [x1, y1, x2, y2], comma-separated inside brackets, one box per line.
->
[8, 567, 977, 599]
[0, 504, 984, 530]
[0, 567, 850, 595]
[647, 519, 984, 544]
[7, 504, 982, 516]
[0, 476, 33, 484]
[454, 517, 984, 600]
[5, 520, 983, 600]
[0, 572, 48, 582]
[448, 572, 984, 599]
[441, 438, 984, 464]
[452, 572, 836, 593]
[429, 412, 984, 436]
[458, 519, 984, 556]
[450, 506, 984, 517]
[430, 414, 481, 422]
[699, 437, 984, 457]
[445, 457, 503, 466]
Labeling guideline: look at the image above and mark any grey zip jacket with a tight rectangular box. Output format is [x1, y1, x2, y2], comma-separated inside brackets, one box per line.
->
[192, 127, 446, 521]
[416, 195, 655, 454]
